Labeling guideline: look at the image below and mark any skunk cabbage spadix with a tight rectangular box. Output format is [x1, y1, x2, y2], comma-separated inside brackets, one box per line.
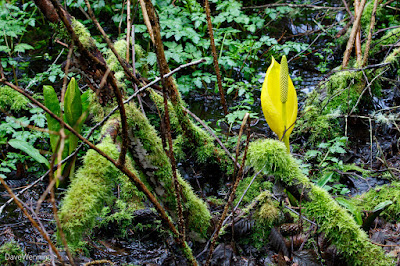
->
[261, 56, 298, 152]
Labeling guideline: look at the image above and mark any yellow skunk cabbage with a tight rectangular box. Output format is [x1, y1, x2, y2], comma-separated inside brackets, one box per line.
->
[261, 56, 298, 152]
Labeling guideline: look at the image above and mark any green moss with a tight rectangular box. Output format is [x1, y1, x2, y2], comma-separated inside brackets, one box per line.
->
[370, 27, 400, 55]
[246, 139, 392, 265]
[88, 90, 115, 122]
[149, 89, 231, 174]
[236, 191, 280, 249]
[234, 175, 273, 207]
[304, 186, 391, 265]
[0, 86, 29, 111]
[294, 104, 340, 145]
[247, 139, 310, 186]
[149, 90, 180, 131]
[105, 39, 148, 83]
[353, 182, 400, 221]
[255, 191, 279, 225]
[71, 19, 95, 49]
[361, 0, 383, 33]
[125, 102, 211, 236]
[384, 47, 400, 65]
[0, 241, 24, 265]
[58, 136, 143, 247]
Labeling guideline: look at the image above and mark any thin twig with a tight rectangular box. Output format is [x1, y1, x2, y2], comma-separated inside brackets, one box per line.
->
[362, 0, 379, 66]
[375, 136, 397, 179]
[132, 25, 145, 115]
[82, 0, 129, 166]
[342, 0, 367, 68]
[183, 106, 238, 167]
[342, 0, 354, 19]
[0, 177, 64, 263]
[49, 144, 75, 265]
[355, 0, 363, 65]
[348, 66, 388, 115]
[139, 0, 155, 44]
[161, 69, 186, 242]
[205, 113, 251, 266]
[126, 0, 131, 63]
[204, 0, 228, 115]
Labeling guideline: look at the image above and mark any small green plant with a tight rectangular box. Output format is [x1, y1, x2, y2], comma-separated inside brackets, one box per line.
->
[43, 78, 90, 181]
[306, 137, 367, 195]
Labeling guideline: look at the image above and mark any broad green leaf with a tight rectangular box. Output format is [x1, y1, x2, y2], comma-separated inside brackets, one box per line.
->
[43, 85, 61, 153]
[372, 200, 393, 212]
[9, 139, 49, 168]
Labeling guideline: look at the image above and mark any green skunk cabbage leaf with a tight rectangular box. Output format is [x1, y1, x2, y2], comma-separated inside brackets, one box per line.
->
[43, 85, 61, 153]
[64, 77, 82, 128]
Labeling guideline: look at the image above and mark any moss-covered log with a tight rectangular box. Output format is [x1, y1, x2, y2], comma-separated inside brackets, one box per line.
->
[125, 102, 211, 237]
[245, 139, 393, 265]
[58, 135, 144, 248]
[149, 90, 231, 169]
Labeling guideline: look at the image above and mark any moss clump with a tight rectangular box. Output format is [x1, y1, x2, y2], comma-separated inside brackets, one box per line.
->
[360, 0, 383, 33]
[71, 19, 95, 49]
[149, 89, 231, 175]
[105, 39, 148, 82]
[352, 182, 400, 221]
[246, 139, 393, 265]
[234, 175, 273, 207]
[236, 191, 280, 249]
[58, 136, 144, 247]
[247, 139, 309, 186]
[322, 70, 364, 113]
[294, 104, 341, 145]
[149, 90, 180, 131]
[0, 86, 29, 111]
[0, 241, 24, 265]
[370, 27, 400, 56]
[304, 185, 391, 265]
[125, 102, 211, 236]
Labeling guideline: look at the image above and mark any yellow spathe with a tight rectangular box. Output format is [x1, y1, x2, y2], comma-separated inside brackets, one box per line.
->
[261, 56, 298, 151]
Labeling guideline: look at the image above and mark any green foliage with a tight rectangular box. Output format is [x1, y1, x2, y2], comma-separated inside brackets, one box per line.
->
[43, 85, 61, 152]
[0, 108, 47, 179]
[304, 136, 370, 196]
[0, 2, 36, 81]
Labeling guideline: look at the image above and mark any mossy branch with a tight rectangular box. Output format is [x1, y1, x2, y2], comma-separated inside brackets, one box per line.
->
[246, 139, 393, 265]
